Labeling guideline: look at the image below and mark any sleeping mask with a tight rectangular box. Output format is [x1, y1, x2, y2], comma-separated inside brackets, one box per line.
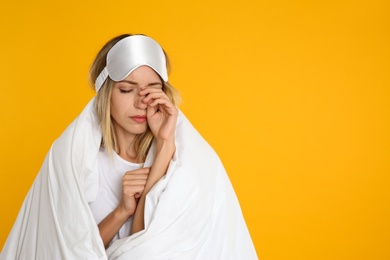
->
[95, 35, 168, 92]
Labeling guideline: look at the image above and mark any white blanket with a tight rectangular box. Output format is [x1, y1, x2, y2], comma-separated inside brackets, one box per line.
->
[1, 98, 258, 260]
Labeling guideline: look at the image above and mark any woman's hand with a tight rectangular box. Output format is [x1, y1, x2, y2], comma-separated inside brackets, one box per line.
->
[140, 87, 178, 142]
[118, 167, 150, 218]
[98, 167, 149, 248]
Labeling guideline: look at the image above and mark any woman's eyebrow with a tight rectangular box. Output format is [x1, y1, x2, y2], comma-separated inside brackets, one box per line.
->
[118, 80, 137, 85]
[148, 82, 163, 86]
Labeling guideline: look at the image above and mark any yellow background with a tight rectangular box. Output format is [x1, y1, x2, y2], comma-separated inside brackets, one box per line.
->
[1, 0, 389, 259]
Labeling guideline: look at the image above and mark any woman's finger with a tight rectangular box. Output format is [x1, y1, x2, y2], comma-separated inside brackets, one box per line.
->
[139, 87, 164, 96]
[122, 185, 146, 197]
[122, 179, 147, 186]
[143, 93, 170, 105]
[122, 173, 148, 181]
[148, 98, 177, 113]
[123, 168, 150, 177]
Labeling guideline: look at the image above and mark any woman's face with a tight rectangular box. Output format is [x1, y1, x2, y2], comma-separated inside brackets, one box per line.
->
[110, 65, 163, 140]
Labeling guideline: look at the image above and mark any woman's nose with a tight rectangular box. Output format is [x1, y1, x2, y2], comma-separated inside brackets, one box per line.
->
[134, 92, 147, 110]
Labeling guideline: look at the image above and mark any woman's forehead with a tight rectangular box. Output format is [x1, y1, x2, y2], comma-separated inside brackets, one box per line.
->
[123, 65, 162, 82]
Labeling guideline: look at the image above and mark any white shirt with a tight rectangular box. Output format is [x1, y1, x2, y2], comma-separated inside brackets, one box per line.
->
[86, 148, 142, 244]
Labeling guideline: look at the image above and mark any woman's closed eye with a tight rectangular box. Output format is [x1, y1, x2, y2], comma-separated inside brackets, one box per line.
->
[119, 89, 134, 93]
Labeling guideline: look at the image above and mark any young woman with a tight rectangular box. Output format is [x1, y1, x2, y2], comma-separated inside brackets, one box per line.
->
[1, 34, 258, 259]
[87, 34, 180, 247]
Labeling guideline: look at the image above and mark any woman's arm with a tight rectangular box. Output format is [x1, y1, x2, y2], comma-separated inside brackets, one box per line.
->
[98, 206, 131, 248]
[98, 167, 150, 248]
[131, 86, 178, 233]
[131, 141, 175, 233]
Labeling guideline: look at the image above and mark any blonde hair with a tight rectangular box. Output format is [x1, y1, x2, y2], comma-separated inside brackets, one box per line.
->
[89, 34, 181, 162]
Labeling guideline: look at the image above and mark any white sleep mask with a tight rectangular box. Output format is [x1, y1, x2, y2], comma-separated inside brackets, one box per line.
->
[95, 35, 168, 92]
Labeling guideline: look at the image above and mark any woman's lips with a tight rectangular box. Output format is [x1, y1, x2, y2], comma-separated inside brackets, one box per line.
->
[130, 116, 147, 123]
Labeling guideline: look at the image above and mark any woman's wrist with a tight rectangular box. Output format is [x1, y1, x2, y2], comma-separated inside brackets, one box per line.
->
[155, 139, 175, 155]
[115, 203, 133, 221]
